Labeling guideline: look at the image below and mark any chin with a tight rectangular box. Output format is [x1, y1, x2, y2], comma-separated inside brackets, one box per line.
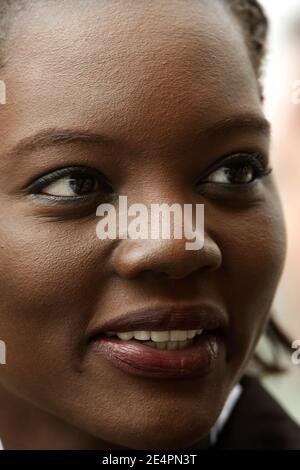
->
[90, 409, 219, 450]
[117, 423, 211, 450]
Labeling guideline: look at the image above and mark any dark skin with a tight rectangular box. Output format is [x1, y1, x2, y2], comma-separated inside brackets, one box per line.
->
[0, 0, 286, 449]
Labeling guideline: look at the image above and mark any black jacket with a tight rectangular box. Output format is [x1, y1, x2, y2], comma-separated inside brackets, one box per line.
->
[213, 375, 300, 450]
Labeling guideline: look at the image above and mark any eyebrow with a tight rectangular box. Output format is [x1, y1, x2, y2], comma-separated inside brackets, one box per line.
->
[2, 128, 117, 161]
[2, 113, 270, 161]
[204, 113, 271, 138]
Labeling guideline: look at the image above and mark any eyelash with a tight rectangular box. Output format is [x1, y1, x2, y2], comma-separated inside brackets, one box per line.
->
[27, 166, 114, 197]
[198, 152, 272, 186]
[26, 152, 271, 200]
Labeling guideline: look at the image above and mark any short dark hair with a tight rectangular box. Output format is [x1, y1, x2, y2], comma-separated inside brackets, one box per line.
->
[226, 0, 268, 77]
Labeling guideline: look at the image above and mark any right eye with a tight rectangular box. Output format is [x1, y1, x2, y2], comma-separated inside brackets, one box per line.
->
[28, 166, 114, 199]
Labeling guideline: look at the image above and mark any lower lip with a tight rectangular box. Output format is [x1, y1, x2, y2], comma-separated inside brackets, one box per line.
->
[92, 333, 220, 379]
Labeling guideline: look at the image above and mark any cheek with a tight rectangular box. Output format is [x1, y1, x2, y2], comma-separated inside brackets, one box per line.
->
[0, 216, 108, 386]
[213, 194, 287, 370]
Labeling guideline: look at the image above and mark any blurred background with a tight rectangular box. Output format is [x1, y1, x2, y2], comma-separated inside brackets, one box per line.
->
[253, 0, 300, 424]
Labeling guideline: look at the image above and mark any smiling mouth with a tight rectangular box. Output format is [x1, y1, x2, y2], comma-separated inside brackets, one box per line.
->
[92, 329, 221, 379]
[102, 329, 204, 350]
[88, 304, 227, 379]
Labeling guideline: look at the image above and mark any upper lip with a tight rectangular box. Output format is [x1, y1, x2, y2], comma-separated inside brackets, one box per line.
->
[89, 303, 228, 338]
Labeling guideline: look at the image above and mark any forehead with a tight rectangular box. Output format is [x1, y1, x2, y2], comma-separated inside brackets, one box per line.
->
[2, 0, 262, 149]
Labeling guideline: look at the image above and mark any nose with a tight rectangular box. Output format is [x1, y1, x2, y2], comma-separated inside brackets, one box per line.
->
[111, 234, 222, 281]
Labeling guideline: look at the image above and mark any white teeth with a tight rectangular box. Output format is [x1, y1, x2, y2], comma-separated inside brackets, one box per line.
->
[187, 329, 197, 338]
[133, 331, 151, 340]
[170, 330, 188, 341]
[133, 331, 151, 341]
[150, 331, 169, 342]
[116, 332, 134, 340]
[105, 329, 204, 342]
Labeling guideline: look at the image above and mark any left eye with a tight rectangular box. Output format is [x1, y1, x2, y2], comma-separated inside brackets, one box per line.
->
[203, 153, 271, 185]
[27, 166, 114, 199]
[42, 175, 98, 197]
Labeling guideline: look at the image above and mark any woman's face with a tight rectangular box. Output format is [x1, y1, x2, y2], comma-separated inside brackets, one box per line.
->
[0, 0, 286, 449]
